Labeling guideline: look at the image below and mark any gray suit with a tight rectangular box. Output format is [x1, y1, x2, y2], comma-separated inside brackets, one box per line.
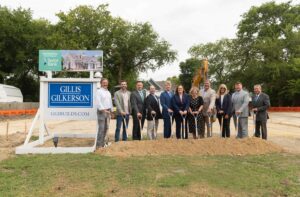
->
[114, 90, 131, 142]
[232, 89, 249, 138]
[251, 92, 270, 139]
[114, 90, 131, 115]
[200, 88, 216, 137]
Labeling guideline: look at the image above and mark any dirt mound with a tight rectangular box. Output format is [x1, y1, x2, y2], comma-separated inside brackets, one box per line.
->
[0, 132, 25, 161]
[0, 132, 25, 148]
[97, 137, 284, 157]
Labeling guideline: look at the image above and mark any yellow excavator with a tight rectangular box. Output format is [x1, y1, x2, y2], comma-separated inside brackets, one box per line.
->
[192, 58, 209, 88]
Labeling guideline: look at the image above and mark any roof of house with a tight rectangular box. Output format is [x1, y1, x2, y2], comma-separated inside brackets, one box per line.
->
[147, 78, 176, 91]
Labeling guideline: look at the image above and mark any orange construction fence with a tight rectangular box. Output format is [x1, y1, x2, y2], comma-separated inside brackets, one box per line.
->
[0, 109, 38, 116]
[268, 107, 300, 112]
[0, 107, 299, 116]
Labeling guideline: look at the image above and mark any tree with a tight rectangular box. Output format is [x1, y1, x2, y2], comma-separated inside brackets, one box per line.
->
[0, 6, 53, 101]
[187, 1, 300, 106]
[53, 5, 177, 90]
[0, 4, 176, 99]
[167, 75, 180, 86]
[236, 1, 300, 106]
[105, 19, 176, 82]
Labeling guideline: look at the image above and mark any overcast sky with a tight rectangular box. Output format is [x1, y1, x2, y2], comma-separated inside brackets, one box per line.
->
[2, 0, 297, 80]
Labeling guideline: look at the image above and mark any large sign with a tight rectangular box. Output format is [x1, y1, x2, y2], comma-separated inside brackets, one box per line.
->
[39, 50, 103, 72]
[48, 83, 93, 108]
[39, 50, 62, 71]
[41, 78, 98, 120]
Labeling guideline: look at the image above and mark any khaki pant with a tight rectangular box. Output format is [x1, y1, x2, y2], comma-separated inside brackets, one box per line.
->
[147, 119, 159, 140]
[203, 116, 213, 137]
[97, 110, 110, 147]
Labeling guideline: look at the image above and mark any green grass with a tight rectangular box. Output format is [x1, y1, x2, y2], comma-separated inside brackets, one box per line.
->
[0, 154, 300, 196]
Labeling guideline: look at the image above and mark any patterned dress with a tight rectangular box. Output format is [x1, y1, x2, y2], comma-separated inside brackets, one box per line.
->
[187, 96, 204, 137]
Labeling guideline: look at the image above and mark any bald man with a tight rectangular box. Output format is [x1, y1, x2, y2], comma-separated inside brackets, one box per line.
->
[251, 84, 270, 140]
[145, 85, 162, 139]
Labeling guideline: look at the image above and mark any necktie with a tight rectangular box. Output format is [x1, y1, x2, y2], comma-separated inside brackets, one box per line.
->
[139, 91, 144, 101]
[255, 95, 259, 102]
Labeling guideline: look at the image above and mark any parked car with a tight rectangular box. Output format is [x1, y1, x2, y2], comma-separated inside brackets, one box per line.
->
[0, 84, 23, 102]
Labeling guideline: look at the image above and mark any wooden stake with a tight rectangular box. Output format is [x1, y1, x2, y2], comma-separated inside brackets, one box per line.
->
[6, 120, 9, 141]
[24, 120, 27, 134]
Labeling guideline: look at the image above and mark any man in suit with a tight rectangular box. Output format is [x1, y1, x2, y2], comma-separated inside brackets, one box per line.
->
[114, 80, 131, 142]
[232, 82, 249, 138]
[145, 85, 163, 139]
[200, 80, 216, 137]
[160, 81, 174, 138]
[251, 84, 270, 140]
[130, 81, 146, 140]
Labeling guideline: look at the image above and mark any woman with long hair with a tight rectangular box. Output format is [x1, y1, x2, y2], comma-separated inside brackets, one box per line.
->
[215, 84, 232, 138]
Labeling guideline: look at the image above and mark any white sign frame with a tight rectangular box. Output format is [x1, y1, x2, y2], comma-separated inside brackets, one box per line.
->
[16, 75, 100, 154]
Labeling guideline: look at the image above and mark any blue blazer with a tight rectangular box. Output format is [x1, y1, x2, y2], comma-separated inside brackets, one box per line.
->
[215, 94, 232, 116]
[171, 93, 190, 116]
[160, 91, 174, 118]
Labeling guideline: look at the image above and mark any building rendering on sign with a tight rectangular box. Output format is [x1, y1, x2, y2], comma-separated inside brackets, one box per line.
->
[63, 53, 101, 71]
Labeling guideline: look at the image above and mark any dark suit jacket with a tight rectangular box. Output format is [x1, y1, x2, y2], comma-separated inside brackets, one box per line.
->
[145, 94, 163, 120]
[160, 91, 174, 118]
[251, 92, 270, 121]
[171, 93, 190, 116]
[130, 90, 146, 115]
[215, 94, 232, 116]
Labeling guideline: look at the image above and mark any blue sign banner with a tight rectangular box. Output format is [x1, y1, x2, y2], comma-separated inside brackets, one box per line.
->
[48, 82, 93, 108]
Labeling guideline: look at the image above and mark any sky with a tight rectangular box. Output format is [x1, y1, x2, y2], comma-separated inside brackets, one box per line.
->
[1, 0, 297, 80]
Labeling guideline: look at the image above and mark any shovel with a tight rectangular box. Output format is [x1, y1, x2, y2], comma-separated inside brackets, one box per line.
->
[151, 112, 157, 139]
[138, 115, 143, 140]
[208, 113, 213, 137]
[235, 114, 240, 138]
[181, 114, 187, 139]
[253, 112, 256, 137]
[169, 111, 174, 138]
[193, 112, 199, 139]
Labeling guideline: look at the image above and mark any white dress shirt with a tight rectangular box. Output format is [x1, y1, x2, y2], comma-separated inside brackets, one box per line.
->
[220, 95, 224, 108]
[96, 87, 113, 111]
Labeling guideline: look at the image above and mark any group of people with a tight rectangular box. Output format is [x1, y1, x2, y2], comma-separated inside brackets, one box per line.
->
[95, 78, 270, 148]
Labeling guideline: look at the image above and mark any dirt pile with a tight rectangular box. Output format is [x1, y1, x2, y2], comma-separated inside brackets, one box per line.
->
[97, 137, 284, 157]
[0, 132, 25, 148]
[0, 132, 25, 161]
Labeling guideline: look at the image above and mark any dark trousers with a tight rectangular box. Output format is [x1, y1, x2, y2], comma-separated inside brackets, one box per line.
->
[217, 114, 231, 138]
[174, 115, 188, 139]
[255, 120, 267, 140]
[132, 114, 142, 140]
[163, 117, 172, 138]
[115, 114, 129, 142]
